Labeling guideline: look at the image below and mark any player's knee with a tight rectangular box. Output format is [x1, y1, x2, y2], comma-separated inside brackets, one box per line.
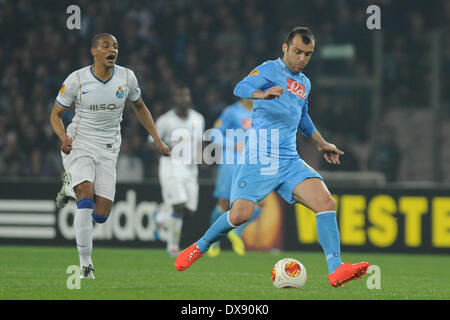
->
[315, 196, 336, 213]
[74, 181, 94, 200]
[77, 198, 109, 223]
[92, 197, 113, 223]
[229, 205, 253, 226]
[91, 204, 112, 224]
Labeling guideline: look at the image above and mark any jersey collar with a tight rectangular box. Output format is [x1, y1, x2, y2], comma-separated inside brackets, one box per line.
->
[277, 57, 287, 69]
[277, 57, 303, 77]
[174, 108, 191, 120]
[90, 65, 115, 84]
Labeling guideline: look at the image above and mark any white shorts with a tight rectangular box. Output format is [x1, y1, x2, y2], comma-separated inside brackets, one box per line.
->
[159, 172, 199, 212]
[62, 142, 119, 202]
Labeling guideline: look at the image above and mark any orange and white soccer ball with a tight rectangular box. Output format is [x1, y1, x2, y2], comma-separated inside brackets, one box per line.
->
[271, 258, 307, 289]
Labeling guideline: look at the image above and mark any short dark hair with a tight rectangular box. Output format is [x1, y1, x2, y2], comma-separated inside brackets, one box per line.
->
[91, 33, 115, 48]
[284, 26, 315, 46]
[174, 80, 191, 92]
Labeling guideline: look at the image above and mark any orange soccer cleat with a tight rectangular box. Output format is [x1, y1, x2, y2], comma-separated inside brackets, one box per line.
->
[328, 262, 370, 287]
[174, 242, 204, 271]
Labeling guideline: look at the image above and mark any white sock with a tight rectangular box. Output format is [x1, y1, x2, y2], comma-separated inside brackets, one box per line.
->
[167, 213, 183, 252]
[74, 208, 94, 267]
[155, 211, 171, 225]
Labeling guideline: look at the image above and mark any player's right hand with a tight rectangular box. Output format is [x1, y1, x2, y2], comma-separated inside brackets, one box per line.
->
[61, 136, 72, 154]
[263, 86, 284, 100]
[158, 140, 171, 157]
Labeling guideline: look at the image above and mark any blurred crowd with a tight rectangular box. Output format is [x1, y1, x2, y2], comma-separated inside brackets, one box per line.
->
[0, 0, 449, 182]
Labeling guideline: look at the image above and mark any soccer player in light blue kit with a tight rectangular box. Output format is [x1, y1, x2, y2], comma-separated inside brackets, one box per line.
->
[176, 27, 369, 287]
[208, 98, 263, 257]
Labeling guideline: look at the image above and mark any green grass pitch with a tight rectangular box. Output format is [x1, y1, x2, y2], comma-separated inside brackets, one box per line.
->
[0, 245, 449, 300]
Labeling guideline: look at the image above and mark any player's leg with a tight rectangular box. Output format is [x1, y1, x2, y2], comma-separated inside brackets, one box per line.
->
[233, 203, 262, 237]
[291, 178, 343, 271]
[167, 203, 186, 257]
[227, 200, 263, 256]
[221, 162, 249, 256]
[175, 198, 255, 271]
[55, 172, 75, 208]
[76, 148, 117, 278]
[212, 198, 229, 223]
[74, 192, 113, 279]
[227, 166, 268, 256]
[73, 180, 96, 279]
[201, 198, 255, 251]
[56, 152, 78, 208]
[291, 177, 369, 287]
[169, 176, 200, 257]
[158, 174, 193, 256]
[151, 203, 171, 241]
[207, 198, 228, 257]
[231, 198, 264, 237]
[175, 162, 276, 271]
[208, 164, 233, 257]
[92, 195, 113, 222]
[63, 148, 97, 279]
[157, 164, 188, 256]
[92, 152, 117, 225]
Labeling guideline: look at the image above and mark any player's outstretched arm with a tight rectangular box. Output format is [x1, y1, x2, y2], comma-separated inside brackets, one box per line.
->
[307, 130, 344, 165]
[130, 98, 171, 156]
[49, 102, 72, 154]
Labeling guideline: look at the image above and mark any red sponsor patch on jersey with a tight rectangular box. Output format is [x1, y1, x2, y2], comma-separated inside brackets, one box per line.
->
[286, 78, 306, 100]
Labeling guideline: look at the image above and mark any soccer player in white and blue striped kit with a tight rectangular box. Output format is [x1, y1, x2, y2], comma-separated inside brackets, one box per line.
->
[50, 33, 170, 279]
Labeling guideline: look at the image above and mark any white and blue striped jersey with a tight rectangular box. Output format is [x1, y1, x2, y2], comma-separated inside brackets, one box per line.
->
[55, 65, 141, 150]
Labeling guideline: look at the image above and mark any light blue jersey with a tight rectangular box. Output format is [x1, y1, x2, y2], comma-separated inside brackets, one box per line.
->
[234, 58, 316, 159]
[213, 101, 252, 199]
[231, 58, 322, 205]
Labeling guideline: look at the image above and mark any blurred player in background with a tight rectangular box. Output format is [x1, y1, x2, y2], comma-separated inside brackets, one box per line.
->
[50, 33, 170, 279]
[175, 26, 369, 288]
[208, 98, 263, 257]
[150, 83, 205, 257]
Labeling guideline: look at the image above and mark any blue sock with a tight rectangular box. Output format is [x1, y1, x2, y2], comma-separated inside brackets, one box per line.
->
[234, 205, 262, 237]
[197, 211, 236, 253]
[316, 211, 343, 273]
[210, 205, 225, 225]
[171, 212, 182, 219]
[92, 212, 109, 224]
[209, 205, 226, 246]
[76, 198, 94, 210]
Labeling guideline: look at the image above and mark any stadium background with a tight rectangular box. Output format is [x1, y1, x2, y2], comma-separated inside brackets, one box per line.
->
[0, 0, 449, 255]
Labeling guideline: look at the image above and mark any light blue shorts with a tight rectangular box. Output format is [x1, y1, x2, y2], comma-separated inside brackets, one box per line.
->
[230, 157, 323, 205]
